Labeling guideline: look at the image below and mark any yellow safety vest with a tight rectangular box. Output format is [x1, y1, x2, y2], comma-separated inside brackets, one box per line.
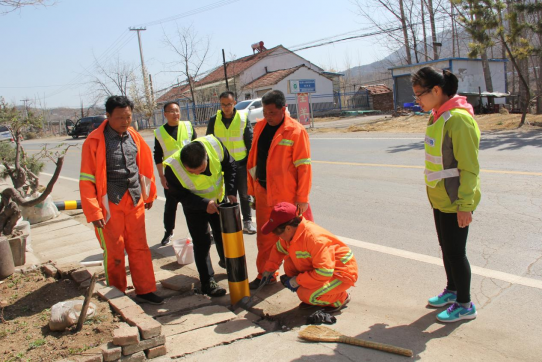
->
[163, 135, 225, 202]
[154, 121, 193, 161]
[213, 111, 247, 161]
[424, 110, 460, 188]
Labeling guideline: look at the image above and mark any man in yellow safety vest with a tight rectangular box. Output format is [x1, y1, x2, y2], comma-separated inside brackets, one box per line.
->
[154, 101, 196, 246]
[163, 135, 237, 297]
[206, 91, 256, 234]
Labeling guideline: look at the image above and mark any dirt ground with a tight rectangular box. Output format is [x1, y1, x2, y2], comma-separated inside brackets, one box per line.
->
[341, 113, 542, 133]
[0, 271, 118, 362]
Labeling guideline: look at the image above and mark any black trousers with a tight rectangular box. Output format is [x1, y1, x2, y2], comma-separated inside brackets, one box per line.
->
[433, 208, 472, 303]
[163, 188, 178, 234]
[236, 163, 252, 221]
[183, 208, 225, 285]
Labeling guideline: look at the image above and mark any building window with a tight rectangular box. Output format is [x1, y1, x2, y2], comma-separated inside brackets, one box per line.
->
[245, 93, 251, 100]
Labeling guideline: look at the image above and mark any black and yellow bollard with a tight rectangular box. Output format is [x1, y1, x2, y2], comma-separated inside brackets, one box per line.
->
[219, 202, 250, 306]
[54, 200, 82, 210]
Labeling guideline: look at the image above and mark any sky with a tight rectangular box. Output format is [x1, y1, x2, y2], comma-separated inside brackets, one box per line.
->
[0, 0, 391, 108]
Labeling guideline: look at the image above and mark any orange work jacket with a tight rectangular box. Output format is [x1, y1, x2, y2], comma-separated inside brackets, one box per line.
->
[264, 218, 358, 290]
[247, 115, 312, 205]
[79, 120, 157, 224]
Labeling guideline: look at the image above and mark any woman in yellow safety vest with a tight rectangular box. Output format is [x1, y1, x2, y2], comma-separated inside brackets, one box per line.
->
[411, 66, 481, 323]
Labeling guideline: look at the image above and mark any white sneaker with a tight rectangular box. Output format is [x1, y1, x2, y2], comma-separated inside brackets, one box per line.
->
[243, 221, 257, 234]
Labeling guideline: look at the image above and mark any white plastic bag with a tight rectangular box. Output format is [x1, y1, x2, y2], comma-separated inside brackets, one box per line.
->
[49, 300, 96, 331]
[21, 194, 60, 224]
[172, 238, 195, 265]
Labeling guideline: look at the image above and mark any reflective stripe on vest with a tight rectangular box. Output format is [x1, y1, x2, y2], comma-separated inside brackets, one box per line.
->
[163, 135, 225, 201]
[424, 111, 459, 188]
[214, 111, 247, 161]
[154, 121, 193, 160]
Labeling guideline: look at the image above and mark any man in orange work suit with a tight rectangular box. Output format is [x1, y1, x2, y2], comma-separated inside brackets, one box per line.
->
[79, 96, 163, 305]
[247, 90, 313, 289]
[261, 202, 358, 311]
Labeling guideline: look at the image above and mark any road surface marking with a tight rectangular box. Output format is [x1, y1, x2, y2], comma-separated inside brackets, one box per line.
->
[313, 160, 542, 176]
[311, 137, 422, 140]
[339, 236, 542, 290]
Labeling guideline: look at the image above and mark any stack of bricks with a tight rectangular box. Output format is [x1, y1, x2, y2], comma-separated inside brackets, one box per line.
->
[107, 296, 167, 361]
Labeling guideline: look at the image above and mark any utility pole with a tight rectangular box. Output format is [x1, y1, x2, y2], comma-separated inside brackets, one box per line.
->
[130, 27, 153, 114]
[222, 49, 229, 91]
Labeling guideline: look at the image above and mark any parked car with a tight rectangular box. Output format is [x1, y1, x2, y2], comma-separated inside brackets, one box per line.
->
[235, 98, 263, 125]
[0, 125, 14, 143]
[66, 115, 106, 139]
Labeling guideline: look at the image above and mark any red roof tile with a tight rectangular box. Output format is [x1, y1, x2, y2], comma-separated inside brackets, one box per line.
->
[196, 45, 283, 87]
[156, 84, 191, 103]
[361, 84, 392, 95]
[242, 65, 304, 89]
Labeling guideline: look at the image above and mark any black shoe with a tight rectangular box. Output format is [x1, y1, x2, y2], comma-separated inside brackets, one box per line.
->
[161, 232, 173, 246]
[218, 259, 226, 269]
[135, 292, 165, 305]
[201, 279, 226, 297]
[248, 276, 277, 290]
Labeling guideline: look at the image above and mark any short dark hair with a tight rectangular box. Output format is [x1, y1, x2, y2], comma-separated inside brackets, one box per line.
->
[180, 141, 207, 169]
[262, 90, 286, 108]
[411, 66, 459, 97]
[219, 91, 235, 100]
[163, 101, 180, 112]
[105, 96, 134, 114]
[272, 216, 302, 235]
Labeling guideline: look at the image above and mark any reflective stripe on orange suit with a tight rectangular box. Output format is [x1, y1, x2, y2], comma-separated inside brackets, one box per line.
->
[80, 120, 157, 294]
[264, 218, 358, 306]
[247, 115, 313, 278]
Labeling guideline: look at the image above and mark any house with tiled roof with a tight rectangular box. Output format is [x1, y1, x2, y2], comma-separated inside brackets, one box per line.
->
[157, 45, 330, 104]
[348, 84, 394, 111]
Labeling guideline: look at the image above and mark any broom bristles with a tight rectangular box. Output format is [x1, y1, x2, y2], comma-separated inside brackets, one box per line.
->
[298, 325, 343, 342]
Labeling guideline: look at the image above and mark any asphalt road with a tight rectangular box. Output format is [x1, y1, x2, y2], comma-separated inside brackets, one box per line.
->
[24, 128, 542, 360]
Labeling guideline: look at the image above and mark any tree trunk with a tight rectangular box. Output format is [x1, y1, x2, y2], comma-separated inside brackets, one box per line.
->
[399, 0, 412, 64]
[481, 50, 494, 107]
[427, 0, 438, 59]
[451, 1, 456, 58]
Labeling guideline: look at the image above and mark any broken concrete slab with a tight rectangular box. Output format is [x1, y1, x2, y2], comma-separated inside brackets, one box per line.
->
[30, 212, 71, 228]
[30, 218, 80, 234]
[138, 294, 213, 318]
[166, 319, 266, 358]
[32, 231, 97, 253]
[159, 273, 198, 293]
[157, 305, 237, 337]
[55, 262, 82, 278]
[36, 240, 100, 261]
[54, 249, 103, 265]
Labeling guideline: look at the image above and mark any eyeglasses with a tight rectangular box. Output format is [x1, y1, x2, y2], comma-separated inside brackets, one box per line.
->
[165, 110, 180, 114]
[414, 88, 433, 101]
[220, 103, 234, 108]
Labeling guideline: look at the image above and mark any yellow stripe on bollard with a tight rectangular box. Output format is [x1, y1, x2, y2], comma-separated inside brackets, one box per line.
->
[65, 200, 78, 210]
[219, 203, 250, 306]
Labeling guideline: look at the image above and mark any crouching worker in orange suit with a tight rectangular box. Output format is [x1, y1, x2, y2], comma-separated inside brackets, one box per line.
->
[261, 202, 358, 312]
[80, 95, 163, 305]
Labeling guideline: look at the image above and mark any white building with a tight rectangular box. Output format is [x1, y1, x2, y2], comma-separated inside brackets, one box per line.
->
[389, 57, 508, 110]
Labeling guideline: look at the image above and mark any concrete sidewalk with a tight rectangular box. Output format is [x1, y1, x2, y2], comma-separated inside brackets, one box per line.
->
[22, 210, 542, 362]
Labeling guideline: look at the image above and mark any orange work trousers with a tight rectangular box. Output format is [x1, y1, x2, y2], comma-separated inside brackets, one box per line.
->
[94, 192, 156, 295]
[284, 257, 351, 307]
[254, 181, 313, 279]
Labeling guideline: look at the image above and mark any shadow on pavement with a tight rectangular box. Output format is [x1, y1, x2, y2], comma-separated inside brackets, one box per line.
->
[291, 309, 470, 361]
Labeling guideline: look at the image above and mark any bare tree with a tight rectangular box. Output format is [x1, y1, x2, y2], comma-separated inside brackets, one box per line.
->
[87, 54, 137, 99]
[163, 24, 211, 112]
[0, 0, 52, 15]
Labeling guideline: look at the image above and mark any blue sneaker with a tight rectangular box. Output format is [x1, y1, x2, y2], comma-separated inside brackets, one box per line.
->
[428, 289, 457, 307]
[437, 302, 477, 323]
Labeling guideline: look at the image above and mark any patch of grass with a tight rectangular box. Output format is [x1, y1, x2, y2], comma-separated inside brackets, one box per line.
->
[28, 338, 46, 350]
[68, 345, 92, 355]
[84, 314, 107, 325]
[497, 121, 503, 125]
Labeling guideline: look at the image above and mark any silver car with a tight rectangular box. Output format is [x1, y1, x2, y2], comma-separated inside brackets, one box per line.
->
[235, 99, 263, 125]
[0, 125, 13, 143]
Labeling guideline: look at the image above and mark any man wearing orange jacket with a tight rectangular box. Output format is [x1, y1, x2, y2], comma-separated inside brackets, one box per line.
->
[247, 90, 313, 289]
[261, 202, 358, 311]
[80, 96, 163, 305]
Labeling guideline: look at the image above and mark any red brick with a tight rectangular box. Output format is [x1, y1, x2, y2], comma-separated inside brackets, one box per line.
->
[113, 322, 140, 346]
[119, 351, 145, 362]
[145, 345, 167, 359]
[122, 334, 165, 356]
[126, 315, 161, 340]
[100, 342, 121, 362]
[71, 269, 92, 284]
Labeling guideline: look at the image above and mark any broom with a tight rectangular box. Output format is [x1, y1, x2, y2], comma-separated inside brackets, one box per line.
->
[298, 325, 413, 358]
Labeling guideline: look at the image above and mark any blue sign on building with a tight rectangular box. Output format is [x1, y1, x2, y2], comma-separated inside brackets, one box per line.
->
[289, 79, 316, 93]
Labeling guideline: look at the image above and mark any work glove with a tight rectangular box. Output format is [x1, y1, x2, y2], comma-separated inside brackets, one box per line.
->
[260, 271, 274, 287]
[284, 276, 299, 292]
